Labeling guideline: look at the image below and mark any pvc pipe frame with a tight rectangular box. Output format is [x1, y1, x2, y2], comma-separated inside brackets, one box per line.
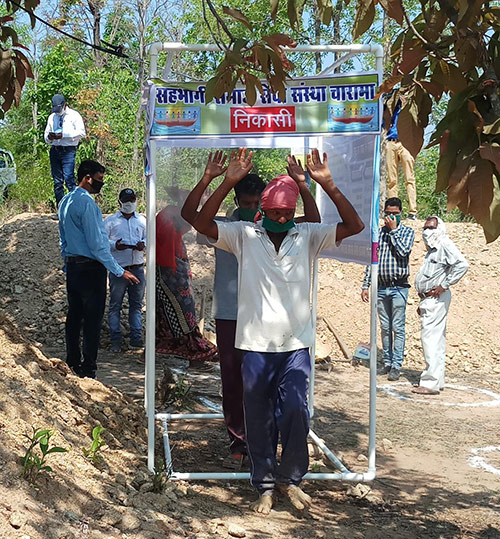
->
[146, 41, 383, 482]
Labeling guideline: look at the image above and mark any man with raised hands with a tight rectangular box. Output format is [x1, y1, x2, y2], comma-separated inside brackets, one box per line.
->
[191, 147, 364, 515]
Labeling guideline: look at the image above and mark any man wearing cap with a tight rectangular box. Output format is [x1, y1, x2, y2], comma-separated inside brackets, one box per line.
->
[59, 161, 139, 378]
[44, 94, 86, 206]
[192, 148, 364, 515]
[104, 189, 147, 351]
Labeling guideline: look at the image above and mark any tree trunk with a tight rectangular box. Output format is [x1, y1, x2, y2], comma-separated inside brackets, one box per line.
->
[313, 4, 321, 73]
[87, 0, 102, 69]
[131, 0, 148, 176]
[380, 11, 390, 206]
[332, 0, 342, 71]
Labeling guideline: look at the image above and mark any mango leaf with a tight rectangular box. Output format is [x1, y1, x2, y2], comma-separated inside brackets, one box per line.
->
[352, 0, 375, 40]
[394, 45, 427, 76]
[397, 105, 423, 158]
[378, 0, 404, 24]
[263, 33, 297, 49]
[316, 0, 333, 24]
[419, 80, 443, 101]
[446, 144, 476, 208]
[287, 0, 306, 28]
[455, 37, 481, 72]
[483, 118, 500, 135]
[222, 6, 253, 30]
[432, 60, 467, 94]
[244, 74, 257, 106]
[481, 174, 500, 243]
[460, 157, 494, 225]
[205, 76, 218, 104]
[467, 99, 484, 134]
[479, 143, 500, 174]
[374, 75, 403, 99]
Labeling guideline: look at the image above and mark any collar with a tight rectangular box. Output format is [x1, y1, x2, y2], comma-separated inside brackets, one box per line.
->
[118, 210, 136, 219]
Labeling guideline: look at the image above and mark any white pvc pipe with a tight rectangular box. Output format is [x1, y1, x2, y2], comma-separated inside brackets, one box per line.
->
[157, 412, 224, 420]
[149, 42, 384, 79]
[309, 258, 318, 418]
[146, 139, 157, 473]
[308, 429, 349, 473]
[169, 471, 375, 481]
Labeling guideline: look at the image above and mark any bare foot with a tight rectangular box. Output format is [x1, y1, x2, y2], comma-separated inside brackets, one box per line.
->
[250, 493, 274, 515]
[277, 484, 312, 510]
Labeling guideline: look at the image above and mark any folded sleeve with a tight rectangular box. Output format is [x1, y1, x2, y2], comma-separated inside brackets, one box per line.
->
[210, 221, 244, 258]
[307, 223, 339, 257]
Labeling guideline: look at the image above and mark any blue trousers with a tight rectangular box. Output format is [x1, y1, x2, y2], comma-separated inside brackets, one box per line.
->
[108, 266, 146, 345]
[242, 349, 311, 496]
[377, 286, 408, 369]
[50, 146, 76, 206]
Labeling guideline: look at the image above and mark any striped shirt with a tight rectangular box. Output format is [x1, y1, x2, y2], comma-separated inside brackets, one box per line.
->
[362, 224, 415, 289]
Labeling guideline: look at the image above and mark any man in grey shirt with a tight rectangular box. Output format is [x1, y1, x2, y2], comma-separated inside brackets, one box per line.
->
[413, 216, 468, 395]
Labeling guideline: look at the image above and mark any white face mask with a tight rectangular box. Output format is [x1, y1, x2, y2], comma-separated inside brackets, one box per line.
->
[120, 201, 136, 214]
[422, 228, 439, 249]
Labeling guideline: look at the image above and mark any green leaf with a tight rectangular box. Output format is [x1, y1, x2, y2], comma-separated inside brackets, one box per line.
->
[41, 465, 53, 472]
[34, 429, 51, 440]
[205, 76, 218, 104]
[46, 446, 68, 454]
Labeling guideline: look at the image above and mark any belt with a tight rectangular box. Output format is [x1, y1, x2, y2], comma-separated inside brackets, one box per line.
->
[123, 263, 144, 270]
[52, 145, 77, 151]
[387, 138, 399, 142]
[418, 291, 433, 299]
[379, 279, 409, 288]
[66, 255, 97, 264]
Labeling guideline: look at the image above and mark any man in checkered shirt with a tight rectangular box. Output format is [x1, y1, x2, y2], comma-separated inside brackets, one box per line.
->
[361, 197, 415, 381]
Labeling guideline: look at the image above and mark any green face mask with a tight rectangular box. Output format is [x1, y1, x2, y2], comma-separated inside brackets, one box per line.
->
[262, 215, 296, 233]
[385, 213, 401, 226]
[238, 208, 258, 222]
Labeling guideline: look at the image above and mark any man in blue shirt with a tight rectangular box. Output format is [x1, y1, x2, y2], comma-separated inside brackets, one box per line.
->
[384, 97, 418, 219]
[361, 197, 415, 381]
[58, 160, 139, 378]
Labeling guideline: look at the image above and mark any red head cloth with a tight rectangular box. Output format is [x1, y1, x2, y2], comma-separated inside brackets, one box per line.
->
[260, 175, 299, 211]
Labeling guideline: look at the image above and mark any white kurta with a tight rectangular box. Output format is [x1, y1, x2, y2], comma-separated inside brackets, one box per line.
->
[415, 237, 468, 391]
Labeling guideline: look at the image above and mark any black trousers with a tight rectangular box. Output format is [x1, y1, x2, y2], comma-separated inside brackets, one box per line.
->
[65, 258, 107, 376]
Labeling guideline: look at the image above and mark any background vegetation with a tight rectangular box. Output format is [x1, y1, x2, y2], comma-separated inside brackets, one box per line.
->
[0, 0, 465, 222]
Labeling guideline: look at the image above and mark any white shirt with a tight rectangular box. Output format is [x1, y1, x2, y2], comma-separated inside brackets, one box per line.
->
[415, 237, 468, 294]
[212, 220, 338, 352]
[104, 211, 147, 267]
[44, 106, 86, 146]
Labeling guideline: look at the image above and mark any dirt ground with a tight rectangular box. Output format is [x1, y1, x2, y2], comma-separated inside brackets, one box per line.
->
[1, 213, 500, 538]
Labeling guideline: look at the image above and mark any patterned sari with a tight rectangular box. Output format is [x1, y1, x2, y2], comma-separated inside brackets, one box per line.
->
[155, 206, 218, 363]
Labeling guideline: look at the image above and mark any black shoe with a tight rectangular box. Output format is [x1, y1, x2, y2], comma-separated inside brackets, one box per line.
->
[378, 365, 391, 375]
[130, 340, 144, 349]
[110, 343, 121, 353]
[406, 213, 417, 220]
[388, 368, 401, 381]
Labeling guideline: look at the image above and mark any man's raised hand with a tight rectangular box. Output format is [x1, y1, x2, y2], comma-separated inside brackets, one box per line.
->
[224, 147, 253, 185]
[306, 149, 334, 186]
[286, 155, 307, 185]
[203, 151, 228, 180]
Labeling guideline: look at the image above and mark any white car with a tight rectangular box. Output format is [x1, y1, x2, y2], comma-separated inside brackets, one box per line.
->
[0, 148, 16, 198]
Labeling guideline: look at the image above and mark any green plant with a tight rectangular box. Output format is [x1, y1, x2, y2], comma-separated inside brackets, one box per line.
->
[21, 427, 68, 484]
[82, 425, 106, 465]
[165, 377, 196, 411]
[152, 459, 171, 493]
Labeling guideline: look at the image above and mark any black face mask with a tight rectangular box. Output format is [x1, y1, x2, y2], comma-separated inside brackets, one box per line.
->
[90, 178, 104, 194]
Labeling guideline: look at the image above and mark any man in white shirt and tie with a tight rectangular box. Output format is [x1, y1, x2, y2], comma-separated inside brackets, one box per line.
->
[104, 188, 147, 351]
[44, 94, 86, 206]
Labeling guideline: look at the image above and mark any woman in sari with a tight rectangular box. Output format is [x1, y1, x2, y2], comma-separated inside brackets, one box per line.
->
[156, 186, 218, 369]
